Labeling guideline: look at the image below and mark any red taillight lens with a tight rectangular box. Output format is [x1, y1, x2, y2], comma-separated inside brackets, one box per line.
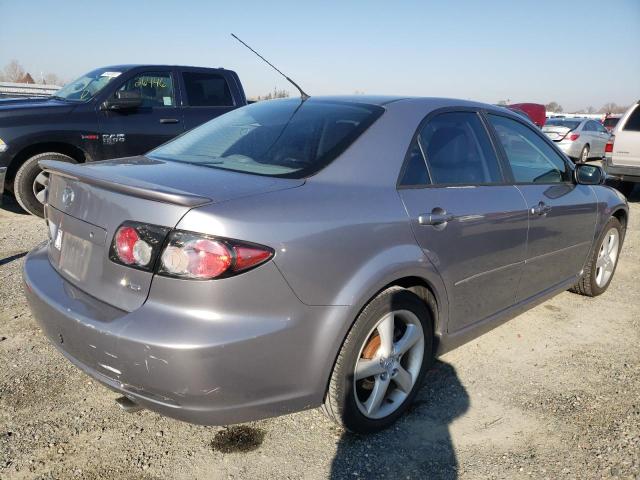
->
[605, 135, 615, 153]
[233, 245, 274, 272]
[114, 226, 139, 264]
[158, 231, 273, 280]
[110, 222, 170, 271]
[566, 133, 580, 141]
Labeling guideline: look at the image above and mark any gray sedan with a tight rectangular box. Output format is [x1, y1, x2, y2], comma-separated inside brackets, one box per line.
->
[542, 117, 610, 162]
[23, 97, 628, 434]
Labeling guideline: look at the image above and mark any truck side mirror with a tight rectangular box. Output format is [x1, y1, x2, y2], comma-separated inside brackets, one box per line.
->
[101, 90, 142, 111]
[574, 164, 604, 185]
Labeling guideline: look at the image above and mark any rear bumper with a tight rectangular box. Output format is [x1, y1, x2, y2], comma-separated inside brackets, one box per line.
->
[23, 242, 349, 425]
[555, 141, 583, 159]
[604, 163, 640, 183]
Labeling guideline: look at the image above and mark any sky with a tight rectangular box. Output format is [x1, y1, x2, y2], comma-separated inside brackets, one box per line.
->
[1, 0, 638, 112]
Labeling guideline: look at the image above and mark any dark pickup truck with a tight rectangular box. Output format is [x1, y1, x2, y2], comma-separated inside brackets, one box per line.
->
[0, 64, 247, 216]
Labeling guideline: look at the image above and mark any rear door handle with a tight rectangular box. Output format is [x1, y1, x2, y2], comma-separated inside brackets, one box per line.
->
[159, 118, 179, 124]
[531, 202, 552, 216]
[418, 210, 454, 227]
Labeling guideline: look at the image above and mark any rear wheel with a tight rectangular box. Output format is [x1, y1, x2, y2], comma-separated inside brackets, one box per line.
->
[322, 287, 434, 433]
[14, 152, 76, 217]
[570, 217, 623, 297]
[579, 144, 590, 163]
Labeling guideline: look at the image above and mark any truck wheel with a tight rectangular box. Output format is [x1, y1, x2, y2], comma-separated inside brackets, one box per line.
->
[570, 217, 623, 297]
[14, 152, 76, 217]
[322, 287, 434, 433]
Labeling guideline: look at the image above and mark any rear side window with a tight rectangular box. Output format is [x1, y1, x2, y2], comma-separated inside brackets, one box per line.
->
[420, 112, 502, 185]
[623, 106, 640, 132]
[603, 117, 619, 129]
[117, 72, 174, 107]
[488, 114, 570, 184]
[149, 99, 384, 178]
[399, 141, 430, 186]
[183, 72, 233, 107]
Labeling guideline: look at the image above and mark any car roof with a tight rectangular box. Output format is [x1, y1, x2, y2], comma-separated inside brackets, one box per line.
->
[100, 64, 233, 72]
[298, 95, 503, 110]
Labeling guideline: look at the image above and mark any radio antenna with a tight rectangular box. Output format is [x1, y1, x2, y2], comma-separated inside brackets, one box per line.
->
[231, 33, 310, 101]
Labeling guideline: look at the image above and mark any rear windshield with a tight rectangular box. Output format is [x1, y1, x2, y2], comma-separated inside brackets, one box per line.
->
[603, 117, 620, 128]
[544, 118, 581, 129]
[149, 99, 384, 178]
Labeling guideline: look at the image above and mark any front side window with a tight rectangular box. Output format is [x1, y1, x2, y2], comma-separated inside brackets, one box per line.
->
[149, 99, 383, 178]
[183, 72, 233, 107]
[54, 68, 124, 102]
[488, 114, 570, 184]
[117, 72, 174, 108]
[420, 111, 502, 185]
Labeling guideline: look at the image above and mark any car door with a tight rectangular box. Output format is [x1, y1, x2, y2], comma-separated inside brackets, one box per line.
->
[179, 70, 238, 131]
[614, 104, 640, 166]
[398, 110, 529, 333]
[593, 121, 610, 156]
[485, 113, 598, 302]
[97, 70, 184, 159]
[586, 120, 605, 156]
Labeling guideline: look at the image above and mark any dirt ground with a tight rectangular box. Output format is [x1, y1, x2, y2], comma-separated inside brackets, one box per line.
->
[1, 189, 639, 480]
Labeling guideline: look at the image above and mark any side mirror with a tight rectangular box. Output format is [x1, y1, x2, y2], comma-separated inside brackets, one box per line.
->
[574, 164, 604, 185]
[101, 90, 142, 111]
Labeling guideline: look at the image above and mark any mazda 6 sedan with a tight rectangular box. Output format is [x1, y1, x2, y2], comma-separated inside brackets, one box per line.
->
[24, 96, 628, 433]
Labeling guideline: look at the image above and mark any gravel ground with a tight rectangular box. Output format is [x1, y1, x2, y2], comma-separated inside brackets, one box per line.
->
[1, 189, 639, 480]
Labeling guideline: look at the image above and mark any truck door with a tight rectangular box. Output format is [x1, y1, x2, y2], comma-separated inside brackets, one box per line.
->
[97, 70, 184, 159]
[179, 71, 238, 131]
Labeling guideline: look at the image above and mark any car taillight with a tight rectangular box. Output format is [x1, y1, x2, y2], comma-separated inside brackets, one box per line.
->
[158, 231, 274, 280]
[565, 133, 580, 141]
[605, 135, 615, 153]
[109, 222, 170, 271]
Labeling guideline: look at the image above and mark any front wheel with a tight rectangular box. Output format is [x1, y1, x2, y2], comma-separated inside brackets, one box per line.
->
[570, 217, 623, 297]
[322, 287, 434, 433]
[14, 152, 76, 217]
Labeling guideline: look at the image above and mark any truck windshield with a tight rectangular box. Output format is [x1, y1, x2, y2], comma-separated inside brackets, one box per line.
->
[149, 99, 384, 178]
[53, 68, 124, 102]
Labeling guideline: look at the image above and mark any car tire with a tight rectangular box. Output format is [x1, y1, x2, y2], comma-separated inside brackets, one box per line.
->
[570, 217, 624, 297]
[14, 152, 76, 217]
[322, 287, 434, 433]
[579, 144, 590, 163]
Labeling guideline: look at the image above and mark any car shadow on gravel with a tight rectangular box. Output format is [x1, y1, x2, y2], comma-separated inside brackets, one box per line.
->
[330, 361, 468, 480]
[0, 194, 29, 215]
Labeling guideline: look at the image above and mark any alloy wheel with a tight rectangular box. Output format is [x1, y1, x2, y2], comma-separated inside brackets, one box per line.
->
[595, 228, 619, 287]
[353, 309, 424, 419]
[32, 170, 49, 205]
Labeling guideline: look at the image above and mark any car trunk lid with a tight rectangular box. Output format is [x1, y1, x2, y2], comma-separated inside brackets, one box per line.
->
[41, 157, 303, 312]
[542, 125, 571, 141]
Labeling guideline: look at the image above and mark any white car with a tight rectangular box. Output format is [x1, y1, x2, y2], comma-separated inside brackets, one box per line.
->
[542, 118, 610, 163]
[603, 101, 640, 197]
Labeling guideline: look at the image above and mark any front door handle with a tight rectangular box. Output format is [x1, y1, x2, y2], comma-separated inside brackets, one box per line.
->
[418, 209, 454, 228]
[159, 118, 179, 124]
[531, 201, 552, 216]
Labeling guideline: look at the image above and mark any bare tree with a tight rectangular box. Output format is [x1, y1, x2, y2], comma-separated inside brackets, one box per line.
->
[255, 88, 290, 101]
[545, 101, 563, 113]
[586, 106, 596, 114]
[599, 103, 629, 114]
[43, 73, 62, 85]
[3, 60, 26, 82]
